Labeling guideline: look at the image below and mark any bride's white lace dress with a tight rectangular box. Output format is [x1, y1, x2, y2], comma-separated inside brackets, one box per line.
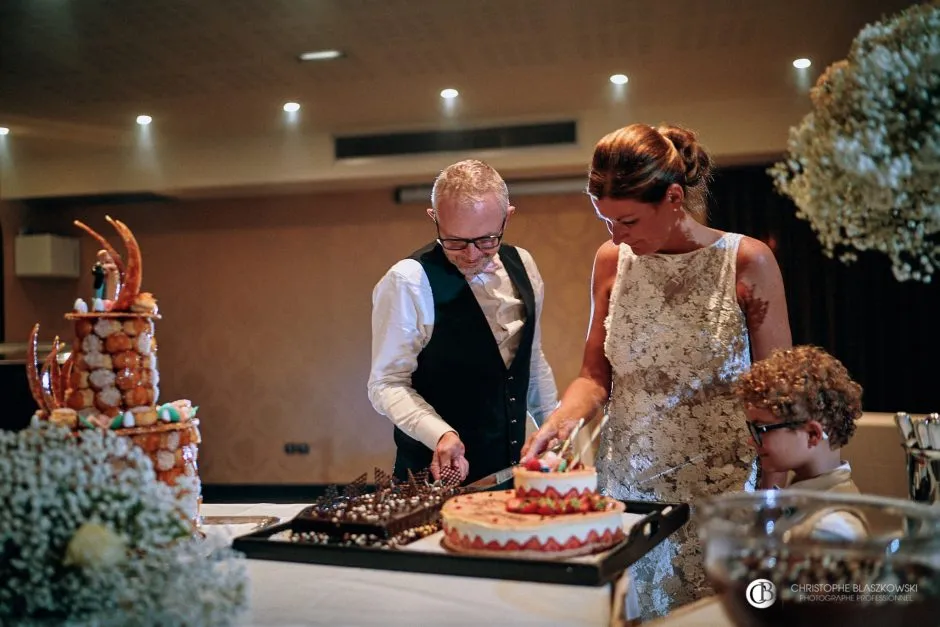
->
[598, 232, 757, 621]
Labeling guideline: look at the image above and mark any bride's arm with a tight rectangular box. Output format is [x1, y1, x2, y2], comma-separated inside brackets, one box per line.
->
[737, 236, 793, 488]
[522, 241, 619, 460]
[736, 236, 792, 361]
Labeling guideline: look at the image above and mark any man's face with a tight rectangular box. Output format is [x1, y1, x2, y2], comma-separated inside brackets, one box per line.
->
[432, 192, 511, 277]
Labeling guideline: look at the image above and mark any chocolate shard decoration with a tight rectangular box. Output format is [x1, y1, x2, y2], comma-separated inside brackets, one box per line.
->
[323, 484, 339, 502]
[439, 465, 462, 488]
[344, 472, 368, 498]
[352, 471, 368, 490]
[403, 469, 418, 497]
[374, 467, 391, 490]
[412, 469, 430, 486]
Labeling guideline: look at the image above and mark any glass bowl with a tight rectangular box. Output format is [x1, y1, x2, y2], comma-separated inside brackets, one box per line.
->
[696, 490, 940, 627]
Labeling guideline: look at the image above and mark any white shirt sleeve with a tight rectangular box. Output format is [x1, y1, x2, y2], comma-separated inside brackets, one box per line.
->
[810, 511, 868, 542]
[517, 248, 559, 425]
[367, 260, 456, 451]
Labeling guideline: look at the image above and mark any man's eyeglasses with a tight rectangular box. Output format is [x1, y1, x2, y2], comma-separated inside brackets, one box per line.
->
[436, 217, 506, 251]
[746, 420, 805, 446]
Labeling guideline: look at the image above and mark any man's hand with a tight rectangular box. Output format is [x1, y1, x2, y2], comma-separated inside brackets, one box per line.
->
[430, 431, 468, 481]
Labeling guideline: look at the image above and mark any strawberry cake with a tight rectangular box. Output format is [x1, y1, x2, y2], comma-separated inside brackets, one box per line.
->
[441, 464, 625, 559]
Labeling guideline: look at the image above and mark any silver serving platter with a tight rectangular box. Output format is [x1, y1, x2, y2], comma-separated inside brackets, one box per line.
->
[200, 515, 280, 531]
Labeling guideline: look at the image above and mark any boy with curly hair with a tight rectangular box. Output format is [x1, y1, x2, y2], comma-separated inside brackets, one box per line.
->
[734, 345, 867, 540]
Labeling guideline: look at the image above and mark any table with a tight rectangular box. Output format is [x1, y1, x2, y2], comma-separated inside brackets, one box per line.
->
[202, 503, 640, 626]
[645, 597, 731, 627]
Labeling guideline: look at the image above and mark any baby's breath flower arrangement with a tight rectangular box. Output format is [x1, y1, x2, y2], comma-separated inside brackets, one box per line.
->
[0, 424, 248, 626]
[769, 2, 940, 282]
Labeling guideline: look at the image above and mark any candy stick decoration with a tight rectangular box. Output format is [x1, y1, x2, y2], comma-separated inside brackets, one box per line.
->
[26, 324, 47, 413]
[39, 339, 61, 411]
[556, 417, 583, 460]
[569, 414, 611, 470]
[48, 337, 65, 408]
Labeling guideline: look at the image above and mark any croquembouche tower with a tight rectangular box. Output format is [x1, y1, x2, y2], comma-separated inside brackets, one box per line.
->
[26, 217, 201, 516]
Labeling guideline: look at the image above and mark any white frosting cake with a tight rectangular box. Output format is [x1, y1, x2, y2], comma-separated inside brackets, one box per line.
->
[441, 490, 624, 558]
[441, 466, 625, 559]
[513, 466, 597, 499]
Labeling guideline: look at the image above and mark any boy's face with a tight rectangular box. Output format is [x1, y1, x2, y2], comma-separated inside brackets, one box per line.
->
[745, 406, 812, 475]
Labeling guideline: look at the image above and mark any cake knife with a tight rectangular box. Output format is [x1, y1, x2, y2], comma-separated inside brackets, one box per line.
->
[463, 466, 515, 492]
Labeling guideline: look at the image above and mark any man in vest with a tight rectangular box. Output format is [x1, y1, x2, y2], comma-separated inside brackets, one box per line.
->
[368, 159, 558, 484]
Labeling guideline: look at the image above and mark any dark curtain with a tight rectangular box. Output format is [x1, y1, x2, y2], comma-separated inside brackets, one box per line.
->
[0, 219, 3, 342]
[708, 164, 939, 414]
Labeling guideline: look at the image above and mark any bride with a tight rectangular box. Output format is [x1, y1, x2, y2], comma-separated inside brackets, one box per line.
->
[522, 123, 792, 620]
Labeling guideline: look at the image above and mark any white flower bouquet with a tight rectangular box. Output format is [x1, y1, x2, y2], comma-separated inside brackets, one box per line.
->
[0, 424, 249, 626]
[769, 2, 940, 282]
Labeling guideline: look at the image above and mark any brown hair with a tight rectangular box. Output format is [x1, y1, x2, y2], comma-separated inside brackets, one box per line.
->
[587, 124, 713, 220]
[734, 346, 864, 448]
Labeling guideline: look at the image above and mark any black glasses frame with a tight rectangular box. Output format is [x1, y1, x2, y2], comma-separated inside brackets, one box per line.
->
[746, 420, 806, 446]
[435, 216, 507, 251]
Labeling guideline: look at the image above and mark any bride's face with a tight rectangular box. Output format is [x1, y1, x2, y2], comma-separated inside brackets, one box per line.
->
[590, 190, 682, 255]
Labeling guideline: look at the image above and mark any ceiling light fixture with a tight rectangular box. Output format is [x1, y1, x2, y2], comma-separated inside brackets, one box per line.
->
[792, 58, 812, 69]
[283, 102, 301, 112]
[609, 74, 629, 85]
[440, 88, 459, 99]
[0, 127, 9, 135]
[298, 49, 343, 62]
[136, 115, 152, 125]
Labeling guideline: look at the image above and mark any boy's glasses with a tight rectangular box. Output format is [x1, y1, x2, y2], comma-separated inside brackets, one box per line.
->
[746, 420, 805, 446]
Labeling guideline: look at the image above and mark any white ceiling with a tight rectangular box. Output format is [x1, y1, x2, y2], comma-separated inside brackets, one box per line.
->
[0, 0, 917, 198]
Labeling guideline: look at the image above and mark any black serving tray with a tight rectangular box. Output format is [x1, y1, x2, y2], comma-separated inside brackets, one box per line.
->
[232, 498, 689, 587]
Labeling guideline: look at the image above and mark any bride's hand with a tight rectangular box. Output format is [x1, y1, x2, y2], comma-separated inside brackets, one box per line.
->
[520, 416, 579, 462]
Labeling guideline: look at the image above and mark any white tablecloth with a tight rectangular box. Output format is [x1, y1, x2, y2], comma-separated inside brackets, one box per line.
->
[645, 597, 731, 627]
[202, 503, 641, 626]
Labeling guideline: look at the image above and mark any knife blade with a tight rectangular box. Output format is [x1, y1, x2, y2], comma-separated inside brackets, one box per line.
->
[463, 466, 515, 491]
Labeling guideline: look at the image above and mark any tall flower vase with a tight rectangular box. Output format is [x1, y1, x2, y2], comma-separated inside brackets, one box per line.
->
[895, 412, 940, 504]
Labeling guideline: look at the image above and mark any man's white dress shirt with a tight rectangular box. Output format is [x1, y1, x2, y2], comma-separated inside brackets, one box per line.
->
[368, 248, 558, 450]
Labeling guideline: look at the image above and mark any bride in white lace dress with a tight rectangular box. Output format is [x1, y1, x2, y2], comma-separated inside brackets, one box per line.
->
[523, 124, 792, 621]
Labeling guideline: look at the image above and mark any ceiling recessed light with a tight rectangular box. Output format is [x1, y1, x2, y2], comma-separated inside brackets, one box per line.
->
[136, 115, 152, 126]
[0, 127, 9, 135]
[298, 49, 343, 62]
[440, 88, 459, 99]
[793, 58, 811, 69]
[283, 102, 301, 112]
[609, 74, 629, 85]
